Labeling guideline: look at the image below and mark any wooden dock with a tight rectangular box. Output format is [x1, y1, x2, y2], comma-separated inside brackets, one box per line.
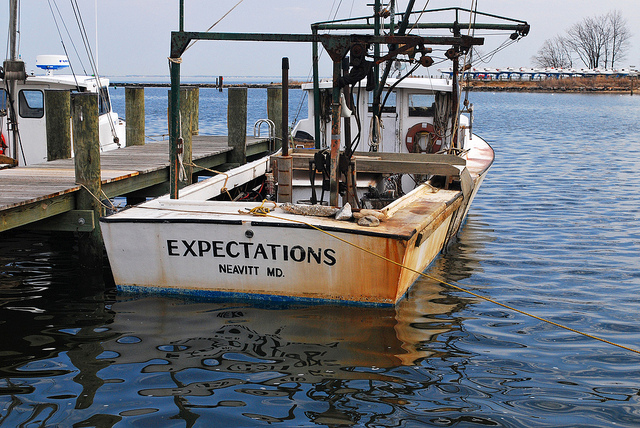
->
[0, 136, 269, 233]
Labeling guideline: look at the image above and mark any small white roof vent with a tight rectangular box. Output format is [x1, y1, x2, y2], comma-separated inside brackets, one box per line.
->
[35, 55, 70, 75]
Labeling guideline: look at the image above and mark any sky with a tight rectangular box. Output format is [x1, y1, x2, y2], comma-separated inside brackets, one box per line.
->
[2, 0, 640, 80]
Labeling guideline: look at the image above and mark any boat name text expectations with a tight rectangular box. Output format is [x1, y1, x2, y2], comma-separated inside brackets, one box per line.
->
[166, 239, 337, 268]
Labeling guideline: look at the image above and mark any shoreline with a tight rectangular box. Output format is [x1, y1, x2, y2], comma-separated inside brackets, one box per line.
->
[112, 76, 637, 94]
[462, 77, 637, 93]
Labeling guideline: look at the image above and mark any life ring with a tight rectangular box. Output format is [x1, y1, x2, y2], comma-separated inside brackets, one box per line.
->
[405, 122, 443, 153]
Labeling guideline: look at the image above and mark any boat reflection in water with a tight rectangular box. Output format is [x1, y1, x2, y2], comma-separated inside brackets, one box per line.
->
[0, 222, 487, 426]
[102, 275, 466, 425]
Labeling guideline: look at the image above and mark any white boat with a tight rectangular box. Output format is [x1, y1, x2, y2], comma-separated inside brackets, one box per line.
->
[100, 4, 528, 306]
[1, 2, 125, 167]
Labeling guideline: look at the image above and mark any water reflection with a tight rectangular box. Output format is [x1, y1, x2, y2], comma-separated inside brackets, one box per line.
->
[98, 281, 463, 426]
[0, 226, 483, 426]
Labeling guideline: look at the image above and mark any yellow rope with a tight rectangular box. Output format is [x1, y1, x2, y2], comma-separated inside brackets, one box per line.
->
[243, 199, 277, 216]
[126, 201, 640, 356]
[79, 184, 117, 211]
[185, 161, 233, 200]
[244, 208, 640, 356]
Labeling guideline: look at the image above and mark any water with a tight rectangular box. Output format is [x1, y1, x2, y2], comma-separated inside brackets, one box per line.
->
[109, 86, 309, 138]
[2, 90, 640, 427]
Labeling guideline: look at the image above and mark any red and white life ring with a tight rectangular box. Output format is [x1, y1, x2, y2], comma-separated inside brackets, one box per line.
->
[405, 122, 443, 153]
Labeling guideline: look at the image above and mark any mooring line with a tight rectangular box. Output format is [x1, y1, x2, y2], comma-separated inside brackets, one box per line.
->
[118, 199, 639, 356]
[250, 209, 640, 356]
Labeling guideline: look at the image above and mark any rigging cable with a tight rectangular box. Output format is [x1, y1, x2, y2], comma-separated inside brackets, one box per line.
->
[292, 0, 352, 139]
[70, 0, 119, 146]
[183, 0, 246, 53]
[2, 87, 27, 164]
[407, 0, 431, 34]
[47, 0, 81, 90]
[51, 0, 89, 75]
[462, 0, 478, 106]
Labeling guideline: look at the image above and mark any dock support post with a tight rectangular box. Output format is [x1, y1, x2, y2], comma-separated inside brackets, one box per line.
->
[169, 60, 181, 199]
[227, 87, 247, 166]
[312, 26, 321, 149]
[125, 86, 146, 205]
[267, 86, 282, 151]
[282, 58, 289, 156]
[191, 87, 199, 135]
[45, 89, 72, 161]
[329, 60, 342, 207]
[125, 87, 145, 146]
[168, 86, 193, 186]
[71, 92, 103, 267]
[180, 87, 193, 184]
[275, 58, 292, 203]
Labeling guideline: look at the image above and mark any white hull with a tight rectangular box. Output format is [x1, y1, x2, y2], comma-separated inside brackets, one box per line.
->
[101, 137, 493, 306]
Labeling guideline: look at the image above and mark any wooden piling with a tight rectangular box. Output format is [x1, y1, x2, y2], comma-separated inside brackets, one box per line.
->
[267, 86, 283, 150]
[168, 87, 193, 185]
[124, 87, 148, 204]
[45, 89, 71, 161]
[191, 87, 199, 135]
[227, 87, 247, 165]
[71, 92, 103, 267]
[180, 88, 193, 184]
[125, 87, 145, 146]
[282, 58, 289, 156]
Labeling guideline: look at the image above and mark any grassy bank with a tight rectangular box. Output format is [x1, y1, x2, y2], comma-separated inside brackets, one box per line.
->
[463, 76, 638, 93]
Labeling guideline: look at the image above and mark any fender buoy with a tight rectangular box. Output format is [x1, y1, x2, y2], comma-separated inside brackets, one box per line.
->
[405, 122, 443, 153]
[0, 133, 7, 155]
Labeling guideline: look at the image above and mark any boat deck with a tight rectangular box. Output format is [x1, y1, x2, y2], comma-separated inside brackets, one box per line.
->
[102, 184, 463, 241]
[0, 136, 268, 232]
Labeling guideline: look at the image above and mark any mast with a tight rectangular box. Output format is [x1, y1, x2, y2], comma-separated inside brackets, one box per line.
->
[9, 0, 18, 61]
[370, 0, 381, 152]
[169, 0, 184, 199]
[7, 0, 25, 163]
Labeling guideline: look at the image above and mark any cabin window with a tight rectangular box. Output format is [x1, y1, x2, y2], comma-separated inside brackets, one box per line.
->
[368, 90, 396, 113]
[0, 90, 7, 113]
[19, 90, 44, 119]
[98, 87, 111, 115]
[408, 93, 436, 117]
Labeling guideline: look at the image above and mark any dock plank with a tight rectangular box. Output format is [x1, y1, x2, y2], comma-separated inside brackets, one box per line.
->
[0, 136, 264, 232]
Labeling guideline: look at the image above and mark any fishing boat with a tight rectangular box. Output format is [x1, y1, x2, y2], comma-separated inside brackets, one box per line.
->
[100, 3, 529, 306]
[1, 1, 125, 167]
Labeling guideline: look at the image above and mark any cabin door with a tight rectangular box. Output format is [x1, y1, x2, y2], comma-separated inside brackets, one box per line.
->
[14, 88, 48, 165]
[368, 90, 399, 153]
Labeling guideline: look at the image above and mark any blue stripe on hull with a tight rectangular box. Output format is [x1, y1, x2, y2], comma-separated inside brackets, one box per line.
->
[116, 284, 395, 308]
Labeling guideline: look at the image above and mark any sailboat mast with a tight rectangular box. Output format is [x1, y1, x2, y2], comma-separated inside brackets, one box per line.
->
[95, 0, 99, 71]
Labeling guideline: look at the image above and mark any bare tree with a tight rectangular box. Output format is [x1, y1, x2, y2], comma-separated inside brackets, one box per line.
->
[561, 11, 631, 69]
[532, 36, 573, 68]
[566, 15, 608, 69]
[608, 10, 631, 68]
